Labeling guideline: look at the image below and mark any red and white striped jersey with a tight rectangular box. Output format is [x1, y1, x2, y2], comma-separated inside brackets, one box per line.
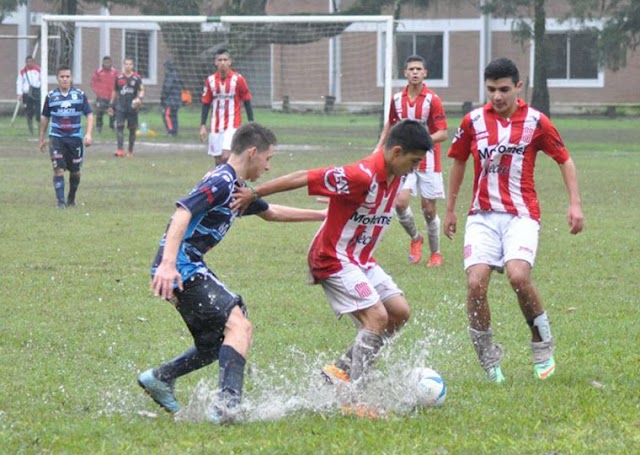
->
[306, 150, 404, 281]
[387, 84, 447, 172]
[448, 99, 571, 221]
[202, 70, 252, 133]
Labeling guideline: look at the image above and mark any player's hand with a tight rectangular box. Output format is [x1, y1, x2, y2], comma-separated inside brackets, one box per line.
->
[567, 204, 584, 235]
[444, 211, 457, 240]
[151, 263, 183, 300]
[230, 186, 255, 213]
[84, 134, 93, 147]
[315, 196, 330, 204]
[199, 125, 208, 142]
[39, 138, 47, 153]
[107, 107, 114, 116]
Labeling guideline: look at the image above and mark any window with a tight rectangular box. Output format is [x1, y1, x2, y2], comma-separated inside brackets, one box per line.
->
[545, 31, 602, 87]
[121, 27, 158, 85]
[125, 30, 151, 79]
[396, 33, 444, 82]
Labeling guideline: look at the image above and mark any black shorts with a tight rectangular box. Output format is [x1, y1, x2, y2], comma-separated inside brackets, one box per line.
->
[49, 136, 84, 172]
[115, 108, 138, 130]
[173, 271, 246, 352]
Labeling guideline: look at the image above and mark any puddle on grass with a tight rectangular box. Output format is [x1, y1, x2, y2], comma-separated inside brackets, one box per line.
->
[99, 309, 461, 423]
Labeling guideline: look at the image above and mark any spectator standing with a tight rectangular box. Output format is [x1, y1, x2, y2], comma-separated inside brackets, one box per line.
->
[16, 55, 42, 134]
[89, 56, 117, 133]
[160, 60, 184, 136]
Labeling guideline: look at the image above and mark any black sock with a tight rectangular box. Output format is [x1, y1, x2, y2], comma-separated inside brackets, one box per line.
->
[53, 175, 65, 203]
[68, 173, 80, 203]
[218, 345, 246, 407]
[155, 346, 219, 383]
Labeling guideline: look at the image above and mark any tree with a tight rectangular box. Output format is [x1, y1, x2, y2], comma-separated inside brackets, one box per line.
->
[481, 0, 551, 116]
[482, 0, 640, 115]
[567, 0, 640, 71]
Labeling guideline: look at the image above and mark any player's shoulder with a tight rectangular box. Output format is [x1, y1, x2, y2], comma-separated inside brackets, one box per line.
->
[71, 86, 87, 97]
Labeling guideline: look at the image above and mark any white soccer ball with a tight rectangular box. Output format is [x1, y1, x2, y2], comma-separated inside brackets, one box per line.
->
[409, 367, 447, 408]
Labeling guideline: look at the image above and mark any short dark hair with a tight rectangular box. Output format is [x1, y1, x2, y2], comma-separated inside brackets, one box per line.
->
[404, 54, 426, 68]
[231, 122, 277, 155]
[102, 56, 111, 61]
[484, 57, 520, 84]
[215, 48, 230, 58]
[386, 119, 433, 154]
[56, 64, 71, 75]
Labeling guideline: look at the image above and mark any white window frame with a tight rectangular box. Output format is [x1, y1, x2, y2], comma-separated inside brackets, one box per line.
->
[392, 20, 451, 88]
[530, 19, 604, 88]
[121, 25, 158, 86]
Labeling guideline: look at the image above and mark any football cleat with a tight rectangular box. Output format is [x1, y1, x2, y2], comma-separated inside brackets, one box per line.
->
[534, 356, 556, 380]
[114, 149, 126, 157]
[137, 369, 181, 414]
[408, 234, 424, 264]
[341, 404, 381, 420]
[485, 364, 506, 384]
[426, 252, 443, 267]
[321, 364, 350, 385]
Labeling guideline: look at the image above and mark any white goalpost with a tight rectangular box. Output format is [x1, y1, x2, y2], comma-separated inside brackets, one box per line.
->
[39, 14, 395, 118]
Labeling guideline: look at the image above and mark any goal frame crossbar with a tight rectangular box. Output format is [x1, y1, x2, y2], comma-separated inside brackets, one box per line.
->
[39, 14, 394, 118]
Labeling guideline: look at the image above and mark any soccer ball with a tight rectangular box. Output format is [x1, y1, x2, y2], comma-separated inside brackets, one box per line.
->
[409, 367, 447, 408]
[131, 98, 142, 109]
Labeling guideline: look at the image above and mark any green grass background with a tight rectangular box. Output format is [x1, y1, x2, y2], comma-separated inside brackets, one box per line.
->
[1, 108, 639, 453]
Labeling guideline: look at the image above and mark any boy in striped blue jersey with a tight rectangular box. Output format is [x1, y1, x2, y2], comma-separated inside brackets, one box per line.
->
[39, 65, 94, 208]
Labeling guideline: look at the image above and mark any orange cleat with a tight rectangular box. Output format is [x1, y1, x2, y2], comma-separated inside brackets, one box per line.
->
[321, 364, 350, 385]
[426, 252, 443, 267]
[114, 149, 126, 157]
[341, 404, 382, 420]
[408, 234, 424, 264]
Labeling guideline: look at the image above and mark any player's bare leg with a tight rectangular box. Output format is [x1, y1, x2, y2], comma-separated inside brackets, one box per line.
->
[422, 198, 442, 267]
[466, 264, 505, 383]
[506, 260, 556, 379]
[396, 189, 423, 264]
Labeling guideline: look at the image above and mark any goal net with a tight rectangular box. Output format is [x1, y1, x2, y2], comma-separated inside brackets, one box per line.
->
[40, 14, 394, 116]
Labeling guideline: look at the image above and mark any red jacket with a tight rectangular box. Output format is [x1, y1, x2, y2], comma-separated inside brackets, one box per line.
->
[90, 67, 118, 99]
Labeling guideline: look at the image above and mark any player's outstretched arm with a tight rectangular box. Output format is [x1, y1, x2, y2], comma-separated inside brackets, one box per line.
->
[258, 204, 326, 222]
[230, 170, 309, 212]
[151, 207, 191, 300]
[558, 158, 584, 235]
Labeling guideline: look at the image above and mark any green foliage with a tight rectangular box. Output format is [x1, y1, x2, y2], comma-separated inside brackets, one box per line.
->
[1, 110, 639, 453]
[0, 0, 22, 23]
[568, 0, 640, 71]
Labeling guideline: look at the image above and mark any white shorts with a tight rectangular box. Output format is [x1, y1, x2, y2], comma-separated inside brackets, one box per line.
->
[320, 263, 403, 316]
[402, 171, 445, 200]
[207, 128, 236, 157]
[463, 212, 540, 270]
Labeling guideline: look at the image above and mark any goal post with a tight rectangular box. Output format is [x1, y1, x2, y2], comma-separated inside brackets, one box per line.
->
[40, 14, 394, 118]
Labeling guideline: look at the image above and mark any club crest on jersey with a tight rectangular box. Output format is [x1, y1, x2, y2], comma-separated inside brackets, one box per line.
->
[521, 126, 535, 143]
[323, 167, 350, 194]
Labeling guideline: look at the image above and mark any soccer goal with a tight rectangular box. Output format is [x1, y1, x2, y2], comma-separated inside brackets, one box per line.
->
[39, 14, 394, 116]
